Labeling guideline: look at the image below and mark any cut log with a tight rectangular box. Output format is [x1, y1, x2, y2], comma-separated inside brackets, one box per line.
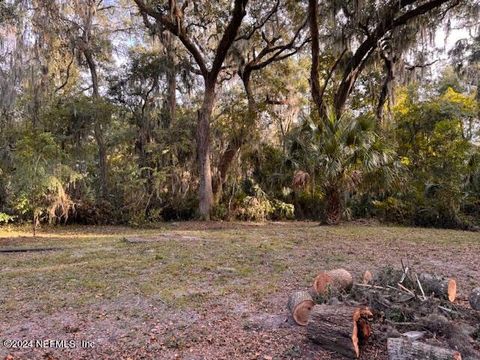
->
[468, 287, 480, 311]
[418, 273, 456, 302]
[307, 304, 373, 358]
[387, 338, 462, 360]
[287, 290, 315, 326]
[312, 268, 353, 296]
[362, 270, 373, 285]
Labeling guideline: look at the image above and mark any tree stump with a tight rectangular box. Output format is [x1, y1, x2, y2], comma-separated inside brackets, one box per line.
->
[387, 338, 462, 360]
[307, 304, 373, 358]
[468, 287, 480, 311]
[287, 290, 315, 326]
[418, 273, 456, 302]
[312, 268, 353, 296]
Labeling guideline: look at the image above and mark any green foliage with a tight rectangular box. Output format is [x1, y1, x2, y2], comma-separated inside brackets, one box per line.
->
[390, 85, 479, 228]
[12, 131, 81, 229]
[0, 212, 15, 224]
[287, 108, 392, 223]
[372, 197, 413, 224]
[1, 0, 479, 229]
[232, 179, 294, 221]
[270, 199, 295, 220]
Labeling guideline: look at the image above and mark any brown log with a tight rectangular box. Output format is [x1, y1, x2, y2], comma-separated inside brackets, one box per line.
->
[362, 270, 373, 285]
[387, 338, 462, 360]
[287, 290, 315, 326]
[307, 304, 373, 358]
[419, 273, 456, 302]
[468, 287, 480, 311]
[312, 268, 353, 296]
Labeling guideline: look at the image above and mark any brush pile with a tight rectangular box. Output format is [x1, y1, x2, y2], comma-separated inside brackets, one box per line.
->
[287, 262, 480, 359]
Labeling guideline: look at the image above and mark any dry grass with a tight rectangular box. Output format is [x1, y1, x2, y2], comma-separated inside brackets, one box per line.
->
[1, 222, 479, 359]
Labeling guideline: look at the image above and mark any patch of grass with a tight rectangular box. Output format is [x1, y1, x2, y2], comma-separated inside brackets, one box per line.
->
[1, 222, 480, 323]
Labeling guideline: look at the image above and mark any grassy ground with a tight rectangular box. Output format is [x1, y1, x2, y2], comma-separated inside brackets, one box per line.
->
[1, 222, 479, 359]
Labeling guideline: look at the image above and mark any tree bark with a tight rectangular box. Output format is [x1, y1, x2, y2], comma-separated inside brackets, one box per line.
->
[84, 48, 108, 199]
[469, 287, 480, 311]
[164, 32, 176, 128]
[307, 305, 373, 358]
[325, 186, 342, 225]
[308, 0, 325, 120]
[418, 273, 456, 302]
[312, 268, 353, 296]
[387, 338, 462, 360]
[212, 70, 256, 203]
[197, 80, 216, 219]
[376, 54, 395, 128]
[133, 0, 249, 219]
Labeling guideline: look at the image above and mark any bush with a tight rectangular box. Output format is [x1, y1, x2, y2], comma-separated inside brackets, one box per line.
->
[270, 199, 295, 220]
[234, 195, 273, 221]
[232, 180, 295, 221]
[372, 197, 413, 224]
[291, 191, 324, 220]
[0, 212, 15, 224]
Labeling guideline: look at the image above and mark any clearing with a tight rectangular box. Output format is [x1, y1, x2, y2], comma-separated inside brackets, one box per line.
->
[1, 222, 479, 359]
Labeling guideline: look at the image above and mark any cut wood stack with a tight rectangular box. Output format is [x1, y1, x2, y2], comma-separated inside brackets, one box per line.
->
[307, 305, 373, 358]
[285, 265, 471, 359]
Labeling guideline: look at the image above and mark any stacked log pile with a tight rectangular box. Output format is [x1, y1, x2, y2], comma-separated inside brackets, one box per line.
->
[287, 264, 480, 359]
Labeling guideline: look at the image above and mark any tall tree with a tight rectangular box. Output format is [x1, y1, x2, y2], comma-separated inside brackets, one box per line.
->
[308, 0, 462, 122]
[212, 0, 308, 201]
[133, 0, 248, 219]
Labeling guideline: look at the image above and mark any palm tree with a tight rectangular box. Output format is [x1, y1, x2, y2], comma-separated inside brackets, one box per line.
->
[290, 109, 392, 224]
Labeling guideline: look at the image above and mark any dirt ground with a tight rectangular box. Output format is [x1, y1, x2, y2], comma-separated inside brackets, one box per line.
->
[1, 221, 479, 360]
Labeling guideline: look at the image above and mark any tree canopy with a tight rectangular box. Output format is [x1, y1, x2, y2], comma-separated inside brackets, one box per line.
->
[1, 0, 480, 230]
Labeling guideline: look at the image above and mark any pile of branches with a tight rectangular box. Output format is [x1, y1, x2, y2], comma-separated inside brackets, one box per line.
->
[287, 262, 480, 359]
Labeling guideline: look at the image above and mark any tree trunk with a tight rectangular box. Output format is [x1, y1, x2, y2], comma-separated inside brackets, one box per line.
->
[197, 80, 216, 220]
[387, 338, 462, 360]
[308, 0, 325, 120]
[133, 0, 248, 220]
[84, 49, 108, 198]
[94, 122, 108, 198]
[287, 290, 315, 326]
[213, 70, 256, 203]
[325, 186, 342, 225]
[307, 305, 373, 358]
[164, 32, 176, 128]
[333, 0, 452, 118]
[376, 54, 395, 128]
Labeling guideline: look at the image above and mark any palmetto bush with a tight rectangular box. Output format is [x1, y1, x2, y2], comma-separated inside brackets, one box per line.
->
[288, 109, 393, 224]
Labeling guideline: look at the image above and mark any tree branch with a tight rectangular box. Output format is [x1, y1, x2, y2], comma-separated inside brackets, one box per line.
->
[235, 0, 279, 41]
[334, 0, 456, 116]
[133, 0, 209, 78]
[209, 0, 249, 83]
